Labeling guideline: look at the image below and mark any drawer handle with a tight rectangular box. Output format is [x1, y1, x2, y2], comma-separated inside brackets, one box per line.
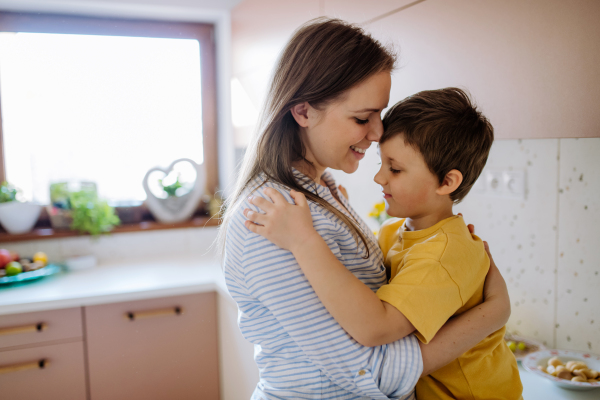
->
[125, 306, 182, 321]
[0, 322, 47, 336]
[0, 359, 49, 375]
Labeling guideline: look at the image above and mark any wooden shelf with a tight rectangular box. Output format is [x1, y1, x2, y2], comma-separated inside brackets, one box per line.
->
[0, 216, 220, 243]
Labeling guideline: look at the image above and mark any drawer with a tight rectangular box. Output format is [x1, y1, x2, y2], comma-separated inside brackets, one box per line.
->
[86, 292, 219, 400]
[0, 308, 83, 350]
[0, 341, 87, 400]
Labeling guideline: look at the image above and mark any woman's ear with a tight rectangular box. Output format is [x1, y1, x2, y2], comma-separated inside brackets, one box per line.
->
[290, 102, 311, 127]
[436, 169, 463, 196]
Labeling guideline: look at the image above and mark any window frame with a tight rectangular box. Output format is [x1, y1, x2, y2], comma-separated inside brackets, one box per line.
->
[0, 11, 219, 239]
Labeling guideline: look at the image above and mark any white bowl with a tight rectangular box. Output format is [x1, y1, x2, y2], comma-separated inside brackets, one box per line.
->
[522, 349, 600, 391]
[64, 255, 97, 271]
[0, 201, 42, 234]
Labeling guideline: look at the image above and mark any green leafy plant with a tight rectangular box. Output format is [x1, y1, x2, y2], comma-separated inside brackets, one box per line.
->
[0, 181, 19, 203]
[69, 190, 120, 236]
[159, 175, 184, 197]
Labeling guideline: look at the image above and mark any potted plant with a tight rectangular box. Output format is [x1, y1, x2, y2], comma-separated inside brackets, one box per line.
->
[47, 182, 120, 236]
[142, 158, 206, 224]
[69, 189, 120, 236]
[0, 182, 42, 234]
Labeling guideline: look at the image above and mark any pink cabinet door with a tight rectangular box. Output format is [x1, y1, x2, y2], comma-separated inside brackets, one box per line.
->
[85, 292, 219, 400]
[0, 341, 87, 400]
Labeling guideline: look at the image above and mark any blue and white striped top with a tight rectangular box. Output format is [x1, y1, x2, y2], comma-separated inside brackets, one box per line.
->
[223, 169, 423, 400]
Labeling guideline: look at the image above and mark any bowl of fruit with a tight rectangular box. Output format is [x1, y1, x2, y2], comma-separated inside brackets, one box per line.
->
[505, 333, 547, 362]
[0, 250, 62, 286]
[522, 349, 600, 391]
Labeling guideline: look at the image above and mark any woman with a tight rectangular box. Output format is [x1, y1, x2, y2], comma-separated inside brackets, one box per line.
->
[220, 18, 510, 399]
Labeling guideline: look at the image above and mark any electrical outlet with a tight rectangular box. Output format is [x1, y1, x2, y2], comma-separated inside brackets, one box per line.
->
[485, 170, 504, 195]
[474, 169, 527, 200]
[503, 170, 526, 199]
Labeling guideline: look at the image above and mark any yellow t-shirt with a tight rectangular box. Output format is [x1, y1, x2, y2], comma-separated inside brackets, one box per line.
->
[377, 216, 522, 400]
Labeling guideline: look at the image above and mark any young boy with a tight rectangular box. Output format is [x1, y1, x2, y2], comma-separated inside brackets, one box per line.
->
[244, 88, 522, 399]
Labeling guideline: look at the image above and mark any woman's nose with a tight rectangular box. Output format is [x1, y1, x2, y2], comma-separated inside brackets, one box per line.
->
[366, 118, 384, 142]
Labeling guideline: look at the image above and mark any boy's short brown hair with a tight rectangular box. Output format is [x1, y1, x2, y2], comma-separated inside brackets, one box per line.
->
[381, 87, 493, 203]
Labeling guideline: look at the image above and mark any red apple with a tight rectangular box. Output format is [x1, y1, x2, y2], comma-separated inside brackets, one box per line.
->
[0, 249, 11, 268]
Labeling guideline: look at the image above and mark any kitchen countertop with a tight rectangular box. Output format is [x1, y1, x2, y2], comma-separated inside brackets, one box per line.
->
[1, 259, 598, 399]
[0, 257, 228, 316]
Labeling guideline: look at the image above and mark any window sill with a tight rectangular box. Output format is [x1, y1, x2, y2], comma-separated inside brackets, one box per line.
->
[0, 216, 220, 243]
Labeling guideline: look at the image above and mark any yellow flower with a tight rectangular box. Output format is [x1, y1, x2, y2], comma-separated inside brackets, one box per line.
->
[375, 202, 386, 212]
[373, 230, 379, 237]
[368, 211, 378, 218]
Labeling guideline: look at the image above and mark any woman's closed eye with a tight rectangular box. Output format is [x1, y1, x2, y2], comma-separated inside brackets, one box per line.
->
[389, 167, 401, 174]
[354, 117, 369, 125]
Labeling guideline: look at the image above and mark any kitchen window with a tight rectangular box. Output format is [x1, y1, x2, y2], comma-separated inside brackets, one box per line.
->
[0, 12, 218, 238]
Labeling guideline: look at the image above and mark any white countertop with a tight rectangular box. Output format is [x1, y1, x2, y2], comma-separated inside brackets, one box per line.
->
[0, 257, 228, 316]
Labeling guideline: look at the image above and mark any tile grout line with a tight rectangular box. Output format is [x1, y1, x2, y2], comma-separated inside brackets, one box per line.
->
[553, 139, 561, 348]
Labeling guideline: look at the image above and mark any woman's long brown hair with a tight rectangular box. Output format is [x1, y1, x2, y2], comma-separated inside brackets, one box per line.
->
[218, 18, 396, 259]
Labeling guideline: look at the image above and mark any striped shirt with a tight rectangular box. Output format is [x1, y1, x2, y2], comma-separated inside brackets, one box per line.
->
[223, 169, 423, 400]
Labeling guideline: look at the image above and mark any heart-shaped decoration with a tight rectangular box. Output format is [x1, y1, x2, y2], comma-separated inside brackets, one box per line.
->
[142, 158, 206, 224]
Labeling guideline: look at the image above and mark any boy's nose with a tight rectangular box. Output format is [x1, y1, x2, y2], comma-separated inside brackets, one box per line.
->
[374, 167, 385, 185]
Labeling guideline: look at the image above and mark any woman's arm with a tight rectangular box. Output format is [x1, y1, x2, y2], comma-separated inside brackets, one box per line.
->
[235, 184, 422, 399]
[419, 243, 510, 376]
[244, 188, 415, 346]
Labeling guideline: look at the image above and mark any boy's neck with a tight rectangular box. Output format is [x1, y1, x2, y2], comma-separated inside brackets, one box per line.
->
[404, 205, 455, 232]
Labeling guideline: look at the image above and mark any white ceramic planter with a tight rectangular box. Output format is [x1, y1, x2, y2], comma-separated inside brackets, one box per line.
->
[143, 158, 206, 224]
[0, 201, 42, 234]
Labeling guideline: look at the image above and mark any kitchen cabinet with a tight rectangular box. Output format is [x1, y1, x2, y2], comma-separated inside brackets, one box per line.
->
[0, 292, 219, 400]
[0, 342, 87, 400]
[85, 292, 219, 400]
[0, 307, 86, 400]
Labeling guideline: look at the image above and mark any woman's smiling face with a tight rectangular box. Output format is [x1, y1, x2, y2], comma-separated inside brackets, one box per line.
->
[296, 71, 391, 177]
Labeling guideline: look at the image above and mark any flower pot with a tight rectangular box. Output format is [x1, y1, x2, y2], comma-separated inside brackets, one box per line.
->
[46, 206, 73, 230]
[143, 158, 206, 224]
[0, 201, 42, 234]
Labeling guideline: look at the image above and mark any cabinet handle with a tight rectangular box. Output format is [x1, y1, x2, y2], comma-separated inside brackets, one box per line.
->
[0, 359, 49, 375]
[125, 306, 183, 321]
[0, 322, 47, 336]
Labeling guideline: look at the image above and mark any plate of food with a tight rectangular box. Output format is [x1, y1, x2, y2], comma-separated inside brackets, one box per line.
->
[522, 349, 600, 391]
[0, 250, 62, 286]
[504, 333, 547, 362]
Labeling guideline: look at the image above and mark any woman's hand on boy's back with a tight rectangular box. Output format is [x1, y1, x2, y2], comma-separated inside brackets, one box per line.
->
[244, 188, 320, 254]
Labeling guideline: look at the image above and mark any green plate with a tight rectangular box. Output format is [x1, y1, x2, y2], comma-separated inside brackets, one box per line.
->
[0, 264, 63, 286]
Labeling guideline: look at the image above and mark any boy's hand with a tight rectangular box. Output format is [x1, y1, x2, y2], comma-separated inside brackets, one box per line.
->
[244, 188, 319, 254]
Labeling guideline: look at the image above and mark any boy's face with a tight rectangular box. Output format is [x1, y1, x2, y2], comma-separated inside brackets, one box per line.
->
[374, 135, 441, 219]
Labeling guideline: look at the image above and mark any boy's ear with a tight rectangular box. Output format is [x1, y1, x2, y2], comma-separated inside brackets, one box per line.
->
[436, 169, 463, 196]
[290, 102, 311, 128]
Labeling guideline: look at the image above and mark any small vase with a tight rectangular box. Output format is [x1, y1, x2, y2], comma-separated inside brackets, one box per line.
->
[142, 158, 206, 224]
[0, 201, 42, 234]
[46, 206, 73, 230]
